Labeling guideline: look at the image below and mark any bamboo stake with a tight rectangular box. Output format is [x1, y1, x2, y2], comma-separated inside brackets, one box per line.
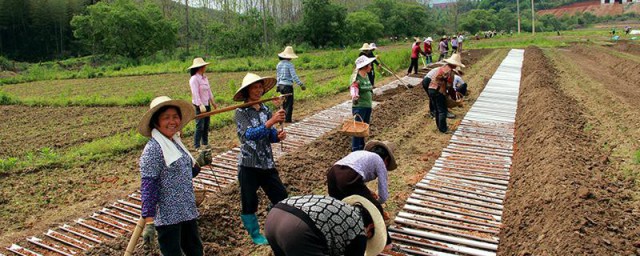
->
[123, 218, 146, 256]
[195, 94, 291, 119]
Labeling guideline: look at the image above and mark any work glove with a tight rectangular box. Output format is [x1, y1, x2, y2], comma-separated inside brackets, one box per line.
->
[196, 148, 212, 167]
[142, 223, 156, 250]
[199, 105, 206, 113]
[300, 84, 306, 91]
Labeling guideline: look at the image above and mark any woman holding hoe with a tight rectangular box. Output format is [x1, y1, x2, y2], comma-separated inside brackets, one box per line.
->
[138, 96, 211, 256]
[234, 73, 289, 245]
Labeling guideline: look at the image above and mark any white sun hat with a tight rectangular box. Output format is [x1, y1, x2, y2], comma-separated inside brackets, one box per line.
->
[355, 55, 377, 70]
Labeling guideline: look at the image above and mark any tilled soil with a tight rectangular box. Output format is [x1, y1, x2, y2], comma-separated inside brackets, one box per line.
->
[560, 44, 640, 110]
[498, 46, 639, 255]
[86, 49, 500, 256]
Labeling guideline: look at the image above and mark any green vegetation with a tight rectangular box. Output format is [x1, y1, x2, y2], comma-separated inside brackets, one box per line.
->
[0, 131, 147, 175]
[635, 150, 640, 164]
[71, 0, 178, 59]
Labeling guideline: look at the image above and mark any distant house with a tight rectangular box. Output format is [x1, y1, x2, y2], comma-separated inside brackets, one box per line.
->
[601, 0, 639, 4]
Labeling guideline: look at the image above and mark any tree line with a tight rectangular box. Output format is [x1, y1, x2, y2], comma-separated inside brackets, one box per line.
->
[0, 0, 634, 62]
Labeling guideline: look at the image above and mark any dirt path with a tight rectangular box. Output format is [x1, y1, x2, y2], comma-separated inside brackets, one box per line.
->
[498, 46, 639, 255]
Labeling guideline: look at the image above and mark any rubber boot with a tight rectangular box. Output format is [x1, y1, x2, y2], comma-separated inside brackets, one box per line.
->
[240, 214, 268, 245]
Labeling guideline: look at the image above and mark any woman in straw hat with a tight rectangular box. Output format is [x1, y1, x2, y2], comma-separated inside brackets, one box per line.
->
[234, 73, 289, 245]
[438, 36, 448, 62]
[358, 43, 380, 87]
[276, 46, 305, 123]
[137, 96, 205, 256]
[407, 37, 425, 75]
[350, 55, 377, 152]
[427, 53, 465, 133]
[264, 195, 387, 256]
[188, 57, 218, 150]
[327, 140, 397, 249]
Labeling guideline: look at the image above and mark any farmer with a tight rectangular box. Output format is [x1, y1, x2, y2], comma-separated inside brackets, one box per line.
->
[359, 43, 380, 87]
[327, 140, 397, 247]
[350, 55, 377, 151]
[422, 67, 440, 118]
[438, 36, 448, 62]
[453, 72, 468, 97]
[451, 36, 458, 54]
[264, 195, 388, 256]
[423, 37, 434, 65]
[407, 37, 425, 75]
[188, 58, 218, 150]
[276, 46, 305, 123]
[457, 33, 465, 52]
[138, 96, 210, 256]
[428, 54, 465, 133]
[234, 73, 289, 245]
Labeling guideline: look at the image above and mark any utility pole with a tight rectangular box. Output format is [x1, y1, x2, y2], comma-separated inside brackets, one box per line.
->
[517, 0, 521, 34]
[261, 0, 268, 48]
[185, 0, 190, 54]
[531, 0, 535, 35]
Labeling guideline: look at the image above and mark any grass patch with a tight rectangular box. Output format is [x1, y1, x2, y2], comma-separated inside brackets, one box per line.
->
[0, 130, 148, 174]
[635, 149, 640, 164]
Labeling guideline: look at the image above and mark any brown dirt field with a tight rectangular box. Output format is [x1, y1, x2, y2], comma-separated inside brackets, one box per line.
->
[609, 41, 640, 57]
[0, 88, 354, 249]
[557, 44, 640, 110]
[82, 48, 507, 256]
[498, 46, 639, 255]
[0, 105, 144, 157]
[537, 1, 639, 17]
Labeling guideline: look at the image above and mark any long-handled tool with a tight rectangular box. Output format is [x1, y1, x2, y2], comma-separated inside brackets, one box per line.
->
[378, 61, 409, 89]
[124, 218, 146, 256]
[279, 97, 286, 152]
[195, 94, 292, 119]
[420, 55, 427, 69]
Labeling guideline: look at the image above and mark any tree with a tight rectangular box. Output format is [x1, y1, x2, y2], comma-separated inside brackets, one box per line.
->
[301, 0, 347, 47]
[345, 11, 384, 44]
[459, 9, 498, 34]
[71, 0, 178, 59]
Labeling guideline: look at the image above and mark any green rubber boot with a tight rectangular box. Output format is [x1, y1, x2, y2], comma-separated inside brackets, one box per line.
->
[240, 214, 268, 245]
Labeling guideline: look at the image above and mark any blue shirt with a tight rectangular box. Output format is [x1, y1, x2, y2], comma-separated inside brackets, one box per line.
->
[276, 60, 303, 86]
[139, 138, 199, 226]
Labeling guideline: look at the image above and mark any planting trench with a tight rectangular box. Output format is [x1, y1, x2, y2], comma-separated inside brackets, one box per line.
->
[498, 47, 639, 255]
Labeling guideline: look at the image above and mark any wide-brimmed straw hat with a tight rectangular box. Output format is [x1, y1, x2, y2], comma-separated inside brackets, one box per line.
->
[342, 195, 387, 256]
[355, 55, 377, 70]
[138, 96, 195, 137]
[369, 43, 377, 49]
[233, 73, 277, 102]
[365, 140, 397, 171]
[278, 46, 299, 59]
[359, 43, 374, 51]
[425, 37, 433, 43]
[444, 53, 465, 68]
[186, 57, 210, 70]
[414, 37, 421, 43]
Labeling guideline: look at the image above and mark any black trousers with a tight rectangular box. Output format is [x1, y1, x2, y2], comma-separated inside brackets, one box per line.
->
[326, 165, 392, 245]
[278, 85, 295, 122]
[427, 88, 448, 133]
[422, 78, 435, 116]
[407, 58, 419, 74]
[156, 219, 203, 256]
[238, 166, 288, 214]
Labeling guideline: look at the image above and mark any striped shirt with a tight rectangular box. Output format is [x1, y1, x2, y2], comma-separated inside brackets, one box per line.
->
[276, 60, 303, 86]
[235, 104, 280, 169]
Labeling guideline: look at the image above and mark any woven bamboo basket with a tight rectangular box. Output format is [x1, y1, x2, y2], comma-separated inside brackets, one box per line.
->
[339, 114, 370, 137]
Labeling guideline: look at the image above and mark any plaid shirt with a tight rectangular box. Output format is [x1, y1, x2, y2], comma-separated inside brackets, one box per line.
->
[235, 104, 280, 169]
[276, 60, 303, 86]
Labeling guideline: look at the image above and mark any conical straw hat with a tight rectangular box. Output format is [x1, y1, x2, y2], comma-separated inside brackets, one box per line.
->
[278, 46, 298, 59]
